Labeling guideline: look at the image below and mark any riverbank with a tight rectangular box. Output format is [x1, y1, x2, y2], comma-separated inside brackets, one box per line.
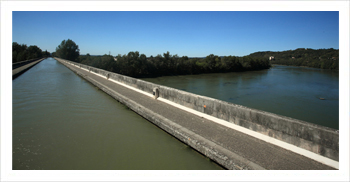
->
[271, 64, 339, 71]
[77, 52, 271, 78]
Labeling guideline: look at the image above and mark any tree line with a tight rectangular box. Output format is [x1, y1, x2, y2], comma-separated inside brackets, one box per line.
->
[77, 52, 271, 78]
[53, 39, 271, 78]
[249, 48, 339, 70]
[12, 42, 50, 63]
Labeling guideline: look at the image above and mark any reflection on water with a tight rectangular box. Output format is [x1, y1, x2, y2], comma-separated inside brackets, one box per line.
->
[143, 65, 339, 129]
[13, 58, 223, 170]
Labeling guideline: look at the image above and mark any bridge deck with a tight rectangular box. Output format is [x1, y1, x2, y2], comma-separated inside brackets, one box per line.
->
[59, 59, 335, 170]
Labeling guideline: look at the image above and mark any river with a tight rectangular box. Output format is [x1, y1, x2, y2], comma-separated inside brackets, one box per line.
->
[12, 58, 223, 170]
[143, 65, 339, 130]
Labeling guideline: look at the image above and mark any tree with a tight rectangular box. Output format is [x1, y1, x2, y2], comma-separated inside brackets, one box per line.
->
[55, 39, 80, 62]
[42, 50, 50, 57]
[12, 42, 27, 62]
[27, 45, 43, 59]
[12, 42, 45, 63]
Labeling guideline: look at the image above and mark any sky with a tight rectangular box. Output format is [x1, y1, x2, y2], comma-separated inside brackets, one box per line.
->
[12, 11, 339, 57]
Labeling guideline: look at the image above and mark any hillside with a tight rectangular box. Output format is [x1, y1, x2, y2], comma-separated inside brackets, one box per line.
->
[248, 48, 339, 70]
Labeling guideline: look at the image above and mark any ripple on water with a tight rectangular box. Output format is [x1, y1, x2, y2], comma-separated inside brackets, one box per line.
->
[13, 58, 224, 170]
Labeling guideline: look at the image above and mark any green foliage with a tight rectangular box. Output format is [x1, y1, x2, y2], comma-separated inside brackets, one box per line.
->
[43, 50, 50, 57]
[55, 39, 80, 62]
[12, 42, 48, 63]
[27, 45, 43, 60]
[249, 48, 339, 70]
[77, 51, 271, 78]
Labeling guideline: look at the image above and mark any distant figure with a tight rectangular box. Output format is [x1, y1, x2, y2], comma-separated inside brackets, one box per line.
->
[153, 87, 159, 100]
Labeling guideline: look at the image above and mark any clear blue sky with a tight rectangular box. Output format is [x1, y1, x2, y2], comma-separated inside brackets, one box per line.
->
[12, 11, 339, 57]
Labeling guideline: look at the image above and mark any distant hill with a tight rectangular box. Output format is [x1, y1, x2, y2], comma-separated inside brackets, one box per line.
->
[248, 48, 339, 70]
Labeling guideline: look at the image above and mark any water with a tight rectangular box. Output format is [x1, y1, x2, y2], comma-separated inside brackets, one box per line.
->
[143, 65, 339, 130]
[12, 58, 223, 170]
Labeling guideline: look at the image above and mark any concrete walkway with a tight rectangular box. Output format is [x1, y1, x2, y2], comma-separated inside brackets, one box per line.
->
[12, 58, 45, 79]
[57, 58, 335, 170]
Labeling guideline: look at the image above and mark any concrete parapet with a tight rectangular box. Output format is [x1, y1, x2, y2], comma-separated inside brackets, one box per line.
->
[54, 57, 339, 161]
[158, 86, 339, 161]
[13, 58, 42, 70]
[12, 58, 46, 79]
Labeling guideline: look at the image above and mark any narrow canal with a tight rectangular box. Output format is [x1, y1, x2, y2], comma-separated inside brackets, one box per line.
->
[12, 58, 223, 170]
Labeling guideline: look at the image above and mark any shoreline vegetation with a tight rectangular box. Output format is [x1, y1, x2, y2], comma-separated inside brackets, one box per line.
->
[76, 52, 271, 78]
[74, 48, 338, 78]
[13, 40, 339, 78]
[249, 48, 339, 70]
[12, 42, 50, 63]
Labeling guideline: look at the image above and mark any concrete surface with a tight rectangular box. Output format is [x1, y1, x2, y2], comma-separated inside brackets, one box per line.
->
[54, 57, 337, 170]
[12, 58, 46, 80]
[54, 58, 338, 161]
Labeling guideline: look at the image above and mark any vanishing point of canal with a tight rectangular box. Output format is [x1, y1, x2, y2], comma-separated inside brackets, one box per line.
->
[12, 58, 223, 170]
[13, 58, 339, 170]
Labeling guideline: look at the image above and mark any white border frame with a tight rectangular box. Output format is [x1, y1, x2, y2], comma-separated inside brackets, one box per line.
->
[1, 1, 349, 181]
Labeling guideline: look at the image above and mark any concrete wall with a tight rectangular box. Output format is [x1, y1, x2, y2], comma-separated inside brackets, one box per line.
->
[12, 58, 46, 79]
[55, 58, 339, 161]
[13, 58, 44, 70]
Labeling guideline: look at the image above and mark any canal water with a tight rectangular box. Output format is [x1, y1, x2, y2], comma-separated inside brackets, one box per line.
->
[143, 65, 339, 130]
[12, 58, 223, 170]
